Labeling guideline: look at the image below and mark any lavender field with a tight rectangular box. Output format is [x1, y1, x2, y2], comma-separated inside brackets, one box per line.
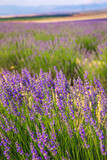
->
[0, 20, 107, 160]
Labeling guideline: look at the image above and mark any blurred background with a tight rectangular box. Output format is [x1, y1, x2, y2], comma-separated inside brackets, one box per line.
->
[0, 0, 107, 21]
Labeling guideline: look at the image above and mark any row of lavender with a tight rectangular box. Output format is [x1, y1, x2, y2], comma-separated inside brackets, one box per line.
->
[0, 68, 106, 159]
[0, 20, 107, 89]
[0, 20, 107, 52]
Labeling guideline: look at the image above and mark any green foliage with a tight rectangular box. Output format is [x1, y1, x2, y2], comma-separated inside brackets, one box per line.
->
[34, 32, 55, 41]
[0, 33, 4, 40]
[76, 36, 97, 52]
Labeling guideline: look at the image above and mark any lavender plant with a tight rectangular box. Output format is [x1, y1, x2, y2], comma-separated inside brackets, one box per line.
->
[0, 68, 106, 160]
[0, 19, 107, 90]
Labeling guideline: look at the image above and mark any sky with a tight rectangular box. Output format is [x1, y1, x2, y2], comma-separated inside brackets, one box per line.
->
[0, 0, 107, 6]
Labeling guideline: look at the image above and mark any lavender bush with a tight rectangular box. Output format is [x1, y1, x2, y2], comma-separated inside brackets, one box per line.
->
[0, 68, 106, 160]
[0, 20, 107, 89]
